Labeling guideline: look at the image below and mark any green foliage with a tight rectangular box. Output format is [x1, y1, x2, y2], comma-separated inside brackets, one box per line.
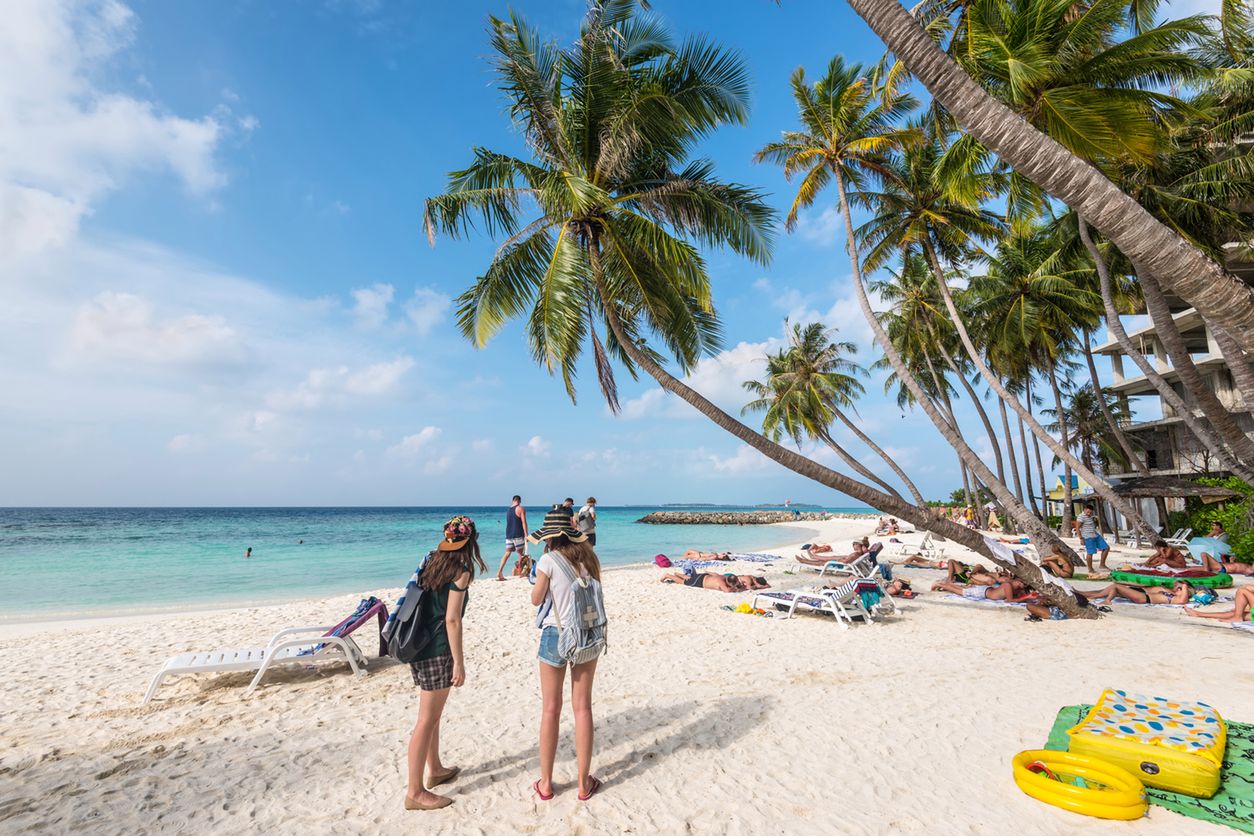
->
[946, 487, 992, 505]
[1182, 477, 1254, 563]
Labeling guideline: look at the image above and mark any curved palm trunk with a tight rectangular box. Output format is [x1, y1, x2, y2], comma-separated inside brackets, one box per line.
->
[831, 406, 929, 505]
[1046, 363, 1075, 537]
[1213, 326, 1254, 412]
[844, 0, 1254, 350]
[832, 171, 1079, 564]
[818, 429, 906, 500]
[588, 268, 1091, 617]
[923, 244, 1155, 537]
[999, 398, 1025, 507]
[932, 334, 1007, 488]
[1018, 411, 1042, 517]
[1079, 218, 1254, 482]
[1027, 385, 1050, 519]
[1136, 267, 1254, 463]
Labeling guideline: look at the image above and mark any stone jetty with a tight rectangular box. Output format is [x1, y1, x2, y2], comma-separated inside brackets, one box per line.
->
[637, 510, 863, 525]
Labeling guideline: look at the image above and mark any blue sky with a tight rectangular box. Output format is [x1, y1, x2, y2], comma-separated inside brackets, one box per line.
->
[0, 0, 1188, 507]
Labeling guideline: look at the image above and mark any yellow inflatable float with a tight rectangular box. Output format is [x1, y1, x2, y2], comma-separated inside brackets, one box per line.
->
[1012, 750, 1148, 820]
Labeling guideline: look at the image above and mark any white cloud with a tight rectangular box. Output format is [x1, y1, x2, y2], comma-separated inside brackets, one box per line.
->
[707, 444, 771, 474]
[522, 435, 551, 458]
[386, 426, 441, 458]
[471, 438, 494, 453]
[66, 291, 245, 370]
[406, 286, 450, 335]
[266, 357, 414, 410]
[794, 206, 842, 247]
[620, 339, 780, 420]
[167, 433, 203, 453]
[0, 0, 245, 258]
[350, 282, 394, 329]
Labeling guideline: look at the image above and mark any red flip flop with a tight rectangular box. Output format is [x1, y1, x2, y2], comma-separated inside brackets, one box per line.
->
[578, 776, 602, 801]
[532, 780, 553, 801]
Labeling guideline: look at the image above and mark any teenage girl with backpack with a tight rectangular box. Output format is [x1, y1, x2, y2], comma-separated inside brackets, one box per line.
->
[404, 515, 486, 811]
[529, 507, 605, 801]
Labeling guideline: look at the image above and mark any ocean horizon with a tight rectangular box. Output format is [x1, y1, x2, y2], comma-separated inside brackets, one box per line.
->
[0, 504, 873, 620]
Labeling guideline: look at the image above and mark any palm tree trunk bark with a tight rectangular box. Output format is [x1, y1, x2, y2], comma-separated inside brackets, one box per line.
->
[831, 406, 929, 505]
[1046, 363, 1075, 537]
[1083, 335, 1145, 477]
[586, 254, 1093, 617]
[1213, 326, 1254, 412]
[831, 170, 1078, 563]
[922, 242, 1155, 537]
[931, 331, 1007, 488]
[1028, 383, 1051, 520]
[818, 430, 906, 501]
[843, 0, 1254, 350]
[1018, 411, 1042, 517]
[1079, 214, 1254, 482]
[999, 398, 1025, 507]
[1136, 266, 1254, 463]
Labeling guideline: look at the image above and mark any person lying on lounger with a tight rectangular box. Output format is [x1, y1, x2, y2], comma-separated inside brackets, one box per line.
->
[897, 554, 944, 569]
[660, 571, 742, 592]
[894, 556, 992, 584]
[1139, 540, 1189, 570]
[1083, 580, 1194, 606]
[1198, 552, 1254, 576]
[930, 578, 1027, 601]
[796, 540, 865, 566]
[999, 536, 1031, 545]
[1038, 544, 1075, 579]
[682, 550, 731, 561]
[1185, 586, 1254, 622]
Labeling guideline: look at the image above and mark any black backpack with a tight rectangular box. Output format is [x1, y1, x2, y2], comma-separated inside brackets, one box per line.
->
[387, 553, 443, 663]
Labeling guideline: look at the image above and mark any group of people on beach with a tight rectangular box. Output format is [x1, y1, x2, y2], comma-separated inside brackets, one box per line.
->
[495, 495, 598, 581]
[404, 501, 606, 812]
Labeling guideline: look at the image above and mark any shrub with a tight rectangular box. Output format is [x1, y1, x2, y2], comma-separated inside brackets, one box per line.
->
[1183, 477, 1253, 564]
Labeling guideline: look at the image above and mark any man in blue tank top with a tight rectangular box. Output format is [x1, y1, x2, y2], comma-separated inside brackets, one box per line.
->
[496, 495, 529, 581]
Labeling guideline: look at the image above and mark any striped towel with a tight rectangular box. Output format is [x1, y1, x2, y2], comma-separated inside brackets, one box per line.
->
[381, 554, 431, 643]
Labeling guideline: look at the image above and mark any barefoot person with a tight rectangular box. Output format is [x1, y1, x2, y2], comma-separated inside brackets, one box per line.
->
[660, 571, 743, 592]
[1038, 544, 1075, 579]
[405, 515, 486, 811]
[1186, 586, 1254, 622]
[1199, 552, 1254, 576]
[1077, 505, 1110, 573]
[530, 509, 605, 801]
[1141, 540, 1189, 571]
[496, 495, 528, 581]
[1083, 579, 1193, 606]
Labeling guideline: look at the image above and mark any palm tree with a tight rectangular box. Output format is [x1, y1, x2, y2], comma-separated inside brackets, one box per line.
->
[756, 57, 1081, 558]
[839, 0, 1254, 348]
[425, 3, 1086, 611]
[1043, 384, 1133, 478]
[743, 322, 929, 505]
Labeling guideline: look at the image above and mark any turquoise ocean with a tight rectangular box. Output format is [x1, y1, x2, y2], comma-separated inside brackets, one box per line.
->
[0, 505, 871, 620]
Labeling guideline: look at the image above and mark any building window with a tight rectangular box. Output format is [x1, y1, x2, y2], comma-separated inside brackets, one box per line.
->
[1147, 449, 1159, 469]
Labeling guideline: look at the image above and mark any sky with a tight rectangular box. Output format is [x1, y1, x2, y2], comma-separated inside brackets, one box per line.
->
[0, 0, 1208, 507]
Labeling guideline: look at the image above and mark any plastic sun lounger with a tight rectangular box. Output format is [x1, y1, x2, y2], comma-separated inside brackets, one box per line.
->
[142, 599, 387, 705]
[1165, 528, 1193, 549]
[753, 578, 889, 627]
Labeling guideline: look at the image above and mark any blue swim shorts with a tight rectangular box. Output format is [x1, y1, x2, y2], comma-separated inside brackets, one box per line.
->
[1083, 535, 1109, 555]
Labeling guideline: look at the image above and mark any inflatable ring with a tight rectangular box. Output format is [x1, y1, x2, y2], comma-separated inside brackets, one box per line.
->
[1012, 750, 1148, 820]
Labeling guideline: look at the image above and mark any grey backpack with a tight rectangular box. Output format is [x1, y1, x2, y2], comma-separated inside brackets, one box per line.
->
[550, 554, 607, 665]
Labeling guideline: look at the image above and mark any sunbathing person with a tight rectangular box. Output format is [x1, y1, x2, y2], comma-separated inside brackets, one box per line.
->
[660, 571, 742, 592]
[799, 543, 834, 555]
[1140, 540, 1189, 570]
[682, 549, 731, 561]
[1038, 545, 1075, 579]
[884, 578, 915, 598]
[796, 540, 863, 566]
[735, 574, 770, 590]
[1185, 586, 1254, 623]
[1084, 580, 1194, 606]
[1198, 552, 1254, 576]
[898, 554, 945, 569]
[930, 578, 1027, 601]
[999, 536, 1031, 545]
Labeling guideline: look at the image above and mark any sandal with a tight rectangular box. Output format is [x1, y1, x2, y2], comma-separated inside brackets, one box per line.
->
[578, 776, 602, 801]
[1024, 614, 1042, 622]
[533, 780, 554, 801]
[427, 766, 460, 788]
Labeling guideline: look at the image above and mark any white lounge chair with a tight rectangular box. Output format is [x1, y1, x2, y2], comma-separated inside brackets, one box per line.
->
[1165, 528, 1193, 548]
[143, 598, 387, 705]
[753, 578, 892, 627]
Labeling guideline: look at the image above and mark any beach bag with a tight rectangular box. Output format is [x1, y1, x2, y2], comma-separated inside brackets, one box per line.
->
[654, 554, 671, 568]
[551, 554, 608, 665]
[514, 554, 534, 578]
[388, 553, 443, 663]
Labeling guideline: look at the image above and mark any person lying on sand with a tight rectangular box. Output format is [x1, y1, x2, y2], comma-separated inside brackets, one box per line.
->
[799, 543, 834, 555]
[1038, 545, 1075, 579]
[660, 571, 742, 592]
[1084, 580, 1194, 606]
[1140, 540, 1189, 570]
[1199, 552, 1254, 576]
[735, 574, 770, 590]
[883, 578, 915, 598]
[999, 536, 1031, 545]
[1185, 586, 1254, 622]
[683, 550, 731, 561]
[898, 554, 944, 569]
[895, 556, 994, 584]
[930, 578, 1028, 601]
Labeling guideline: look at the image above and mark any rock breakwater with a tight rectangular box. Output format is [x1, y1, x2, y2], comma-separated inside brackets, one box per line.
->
[637, 511, 865, 525]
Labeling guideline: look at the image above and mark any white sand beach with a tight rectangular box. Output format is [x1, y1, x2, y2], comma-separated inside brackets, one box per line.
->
[1, 515, 1250, 834]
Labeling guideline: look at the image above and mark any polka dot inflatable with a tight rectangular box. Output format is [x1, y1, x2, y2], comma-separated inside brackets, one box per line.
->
[1066, 689, 1226, 798]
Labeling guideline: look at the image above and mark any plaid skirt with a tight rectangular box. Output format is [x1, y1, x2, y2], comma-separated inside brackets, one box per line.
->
[409, 654, 454, 691]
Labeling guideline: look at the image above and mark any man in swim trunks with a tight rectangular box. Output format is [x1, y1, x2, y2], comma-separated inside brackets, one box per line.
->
[1198, 552, 1254, 576]
[1077, 505, 1109, 572]
[1140, 540, 1189, 570]
[659, 571, 741, 592]
[496, 495, 529, 581]
[1085, 580, 1193, 606]
[1185, 586, 1254, 622]
[930, 578, 1026, 601]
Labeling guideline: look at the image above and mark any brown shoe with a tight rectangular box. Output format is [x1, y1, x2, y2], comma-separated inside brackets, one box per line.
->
[404, 794, 453, 811]
[427, 766, 460, 788]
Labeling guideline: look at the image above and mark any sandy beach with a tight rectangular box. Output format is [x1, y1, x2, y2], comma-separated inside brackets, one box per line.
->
[2, 515, 1250, 834]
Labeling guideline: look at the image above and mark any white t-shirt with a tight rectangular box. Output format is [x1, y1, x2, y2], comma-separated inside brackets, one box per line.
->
[577, 504, 596, 533]
[537, 550, 590, 629]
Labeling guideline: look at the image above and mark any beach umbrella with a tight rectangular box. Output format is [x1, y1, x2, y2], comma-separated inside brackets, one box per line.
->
[1186, 536, 1233, 559]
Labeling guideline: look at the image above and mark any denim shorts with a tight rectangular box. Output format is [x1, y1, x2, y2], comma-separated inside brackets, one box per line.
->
[1047, 606, 1067, 621]
[538, 626, 564, 668]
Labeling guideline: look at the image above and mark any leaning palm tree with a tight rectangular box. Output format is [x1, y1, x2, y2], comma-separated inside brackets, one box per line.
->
[426, 3, 1087, 613]
[839, 0, 1254, 347]
[756, 56, 1084, 558]
[743, 322, 929, 505]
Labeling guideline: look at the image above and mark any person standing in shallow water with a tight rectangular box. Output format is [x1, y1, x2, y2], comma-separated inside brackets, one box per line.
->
[405, 515, 486, 811]
[496, 495, 528, 581]
[244, 547, 252, 559]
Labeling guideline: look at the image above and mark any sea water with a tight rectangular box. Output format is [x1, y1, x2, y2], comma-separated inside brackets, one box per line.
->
[0, 506, 867, 619]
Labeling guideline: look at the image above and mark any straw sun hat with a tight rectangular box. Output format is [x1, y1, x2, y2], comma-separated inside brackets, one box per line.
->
[528, 504, 587, 544]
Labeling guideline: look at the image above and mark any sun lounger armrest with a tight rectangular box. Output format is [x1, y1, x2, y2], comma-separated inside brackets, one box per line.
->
[266, 625, 336, 648]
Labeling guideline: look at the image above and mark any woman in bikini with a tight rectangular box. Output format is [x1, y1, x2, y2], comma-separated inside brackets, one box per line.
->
[681, 549, 731, 561]
[1038, 544, 1075, 579]
[1185, 586, 1254, 622]
[659, 571, 742, 592]
[1140, 540, 1189, 570]
[1084, 580, 1194, 606]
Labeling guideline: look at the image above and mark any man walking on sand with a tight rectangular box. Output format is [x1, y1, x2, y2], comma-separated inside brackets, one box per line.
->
[1078, 504, 1110, 573]
[497, 495, 528, 581]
